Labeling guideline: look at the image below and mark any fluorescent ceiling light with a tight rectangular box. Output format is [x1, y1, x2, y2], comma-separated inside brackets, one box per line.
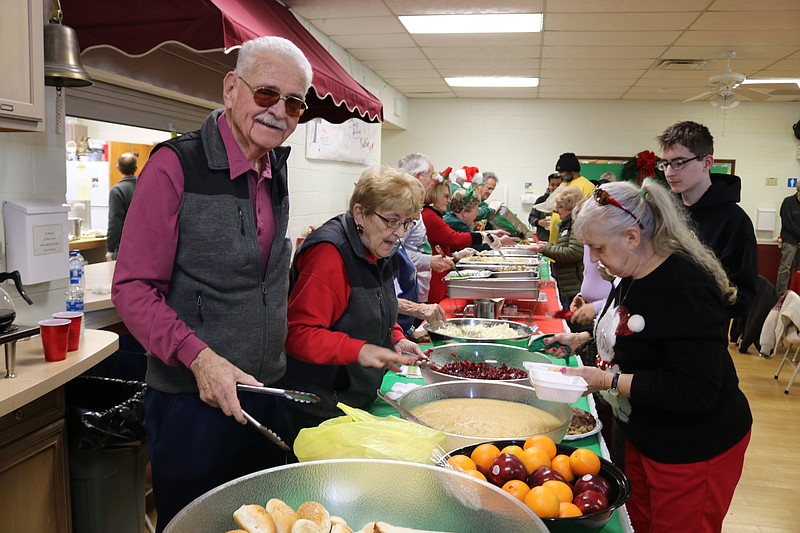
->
[399, 14, 543, 34]
[742, 78, 800, 88]
[446, 77, 540, 88]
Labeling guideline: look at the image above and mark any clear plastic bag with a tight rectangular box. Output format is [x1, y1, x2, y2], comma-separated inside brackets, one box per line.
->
[293, 403, 446, 464]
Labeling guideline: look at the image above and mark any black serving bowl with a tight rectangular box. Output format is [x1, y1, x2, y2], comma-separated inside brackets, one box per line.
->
[439, 440, 631, 532]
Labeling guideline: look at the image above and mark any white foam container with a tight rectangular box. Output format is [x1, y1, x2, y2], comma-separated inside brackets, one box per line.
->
[527, 367, 588, 403]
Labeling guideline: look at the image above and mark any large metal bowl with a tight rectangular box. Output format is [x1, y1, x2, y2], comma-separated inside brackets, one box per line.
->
[396, 381, 572, 451]
[440, 442, 632, 532]
[424, 318, 535, 347]
[422, 342, 555, 385]
[165, 459, 548, 532]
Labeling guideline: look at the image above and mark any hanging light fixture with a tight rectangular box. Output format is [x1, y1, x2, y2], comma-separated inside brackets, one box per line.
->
[711, 89, 740, 110]
[43, 0, 92, 134]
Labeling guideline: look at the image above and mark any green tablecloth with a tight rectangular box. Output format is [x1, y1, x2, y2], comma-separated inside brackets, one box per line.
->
[371, 353, 626, 533]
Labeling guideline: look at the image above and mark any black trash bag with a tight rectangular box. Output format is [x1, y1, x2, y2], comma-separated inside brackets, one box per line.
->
[66, 375, 146, 450]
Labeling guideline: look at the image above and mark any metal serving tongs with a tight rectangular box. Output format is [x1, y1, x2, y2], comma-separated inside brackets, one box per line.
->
[236, 383, 321, 404]
[435, 244, 459, 273]
[239, 408, 290, 451]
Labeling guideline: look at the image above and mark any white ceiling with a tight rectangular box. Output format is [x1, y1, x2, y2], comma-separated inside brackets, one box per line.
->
[281, 0, 800, 102]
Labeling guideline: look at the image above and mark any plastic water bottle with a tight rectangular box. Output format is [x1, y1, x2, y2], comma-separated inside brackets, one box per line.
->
[67, 251, 85, 335]
[72, 249, 86, 290]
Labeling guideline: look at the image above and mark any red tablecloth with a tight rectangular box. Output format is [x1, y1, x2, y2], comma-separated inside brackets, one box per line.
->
[790, 271, 800, 294]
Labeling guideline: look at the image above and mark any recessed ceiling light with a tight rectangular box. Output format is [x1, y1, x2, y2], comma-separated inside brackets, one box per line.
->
[399, 14, 543, 34]
[446, 77, 540, 88]
[742, 78, 800, 88]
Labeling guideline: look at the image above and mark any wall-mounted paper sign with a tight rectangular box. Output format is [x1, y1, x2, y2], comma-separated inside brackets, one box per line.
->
[33, 224, 64, 256]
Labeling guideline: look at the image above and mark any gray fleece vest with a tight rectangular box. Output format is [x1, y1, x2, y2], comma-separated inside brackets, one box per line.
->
[145, 110, 292, 394]
[283, 214, 398, 418]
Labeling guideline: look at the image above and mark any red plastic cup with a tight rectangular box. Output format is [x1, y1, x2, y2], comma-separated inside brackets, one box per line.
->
[38, 319, 71, 362]
[53, 311, 83, 351]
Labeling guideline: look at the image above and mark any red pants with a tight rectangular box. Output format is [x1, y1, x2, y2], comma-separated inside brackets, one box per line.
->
[625, 430, 751, 533]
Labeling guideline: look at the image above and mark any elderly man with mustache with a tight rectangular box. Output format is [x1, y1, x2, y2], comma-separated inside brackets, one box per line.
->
[111, 36, 312, 531]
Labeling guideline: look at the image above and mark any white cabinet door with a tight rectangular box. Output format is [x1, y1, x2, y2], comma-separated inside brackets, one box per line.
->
[0, 0, 45, 131]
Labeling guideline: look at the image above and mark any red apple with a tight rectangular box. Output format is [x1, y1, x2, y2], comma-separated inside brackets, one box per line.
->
[574, 473, 611, 498]
[573, 490, 609, 515]
[528, 465, 567, 487]
[488, 453, 528, 487]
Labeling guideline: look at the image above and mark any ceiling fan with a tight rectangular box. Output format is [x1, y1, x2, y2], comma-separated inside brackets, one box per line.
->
[681, 51, 770, 106]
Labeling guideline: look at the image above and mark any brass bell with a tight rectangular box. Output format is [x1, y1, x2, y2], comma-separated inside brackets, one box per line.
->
[43, 1, 92, 88]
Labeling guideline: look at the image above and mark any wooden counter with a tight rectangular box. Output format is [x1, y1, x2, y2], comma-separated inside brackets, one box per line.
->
[0, 329, 119, 418]
[70, 237, 108, 264]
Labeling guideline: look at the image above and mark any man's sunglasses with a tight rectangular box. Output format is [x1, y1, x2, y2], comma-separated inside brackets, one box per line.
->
[237, 75, 307, 117]
[593, 188, 644, 229]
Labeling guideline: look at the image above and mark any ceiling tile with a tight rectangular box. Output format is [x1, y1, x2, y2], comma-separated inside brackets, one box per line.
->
[542, 46, 667, 59]
[363, 58, 435, 70]
[307, 16, 406, 36]
[675, 30, 800, 47]
[438, 68, 540, 77]
[430, 57, 540, 69]
[283, 0, 393, 18]
[709, 0, 800, 11]
[544, 31, 681, 46]
[377, 69, 444, 80]
[424, 46, 540, 59]
[662, 45, 800, 60]
[692, 11, 800, 31]
[547, 0, 711, 13]
[540, 58, 655, 70]
[545, 12, 697, 31]
[332, 33, 418, 49]
[541, 69, 647, 79]
[348, 47, 427, 61]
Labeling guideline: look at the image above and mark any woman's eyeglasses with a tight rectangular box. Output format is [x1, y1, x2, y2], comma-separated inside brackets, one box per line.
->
[593, 188, 644, 229]
[237, 75, 307, 117]
[374, 212, 415, 231]
[655, 153, 708, 172]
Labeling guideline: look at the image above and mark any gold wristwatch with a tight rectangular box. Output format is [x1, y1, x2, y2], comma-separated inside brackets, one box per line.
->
[608, 372, 621, 398]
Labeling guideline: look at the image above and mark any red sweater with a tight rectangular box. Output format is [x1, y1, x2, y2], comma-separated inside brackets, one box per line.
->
[286, 242, 405, 365]
[422, 206, 476, 303]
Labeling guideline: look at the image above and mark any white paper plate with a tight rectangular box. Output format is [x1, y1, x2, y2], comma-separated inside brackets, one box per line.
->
[563, 415, 603, 441]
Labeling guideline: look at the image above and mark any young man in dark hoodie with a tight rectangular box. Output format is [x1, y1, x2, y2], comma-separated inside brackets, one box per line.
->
[656, 120, 757, 319]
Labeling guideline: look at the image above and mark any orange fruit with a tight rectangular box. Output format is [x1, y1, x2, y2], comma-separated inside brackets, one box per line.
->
[551, 454, 575, 483]
[569, 448, 601, 477]
[523, 485, 561, 518]
[470, 443, 501, 475]
[447, 454, 477, 473]
[524, 435, 557, 460]
[542, 480, 573, 503]
[501, 479, 531, 502]
[518, 446, 551, 474]
[500, 445, 525, 459]
[558, 502, 583, 518]
[463, 469, 487, 482]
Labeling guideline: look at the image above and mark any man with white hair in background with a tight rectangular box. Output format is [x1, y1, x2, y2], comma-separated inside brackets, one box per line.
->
[397, 153, 454, 303]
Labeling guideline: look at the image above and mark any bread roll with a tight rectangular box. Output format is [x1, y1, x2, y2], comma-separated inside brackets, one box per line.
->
[233, 504, 277, 533]
[226, 530, 249, 533]
[297, 501, 331, 532]
[265, 498, 298, 533]
[291, 518, 322, 533]
[331, 524, 354, 533]
[330, 516, 348, 527]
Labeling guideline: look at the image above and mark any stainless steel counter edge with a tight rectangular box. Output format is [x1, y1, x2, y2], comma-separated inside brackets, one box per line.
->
[0, 329, 120, 418]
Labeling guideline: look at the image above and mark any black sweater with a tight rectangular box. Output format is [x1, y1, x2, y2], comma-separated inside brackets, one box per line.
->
[599, 254, 752, 464]
[685, 173, 758, 318]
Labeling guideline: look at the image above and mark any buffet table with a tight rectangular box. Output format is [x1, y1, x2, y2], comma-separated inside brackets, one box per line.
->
[371, 277, 632, 533]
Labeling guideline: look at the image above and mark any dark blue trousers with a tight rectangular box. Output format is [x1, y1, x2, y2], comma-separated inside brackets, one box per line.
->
[145, 388, 288, 532]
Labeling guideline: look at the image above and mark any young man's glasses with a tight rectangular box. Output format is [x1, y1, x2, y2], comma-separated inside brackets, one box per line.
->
[655, 154, 708, 172]
[237, 75, 307, 117]
[593, 188, 644, 229]
[374, 212, 415, 231]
